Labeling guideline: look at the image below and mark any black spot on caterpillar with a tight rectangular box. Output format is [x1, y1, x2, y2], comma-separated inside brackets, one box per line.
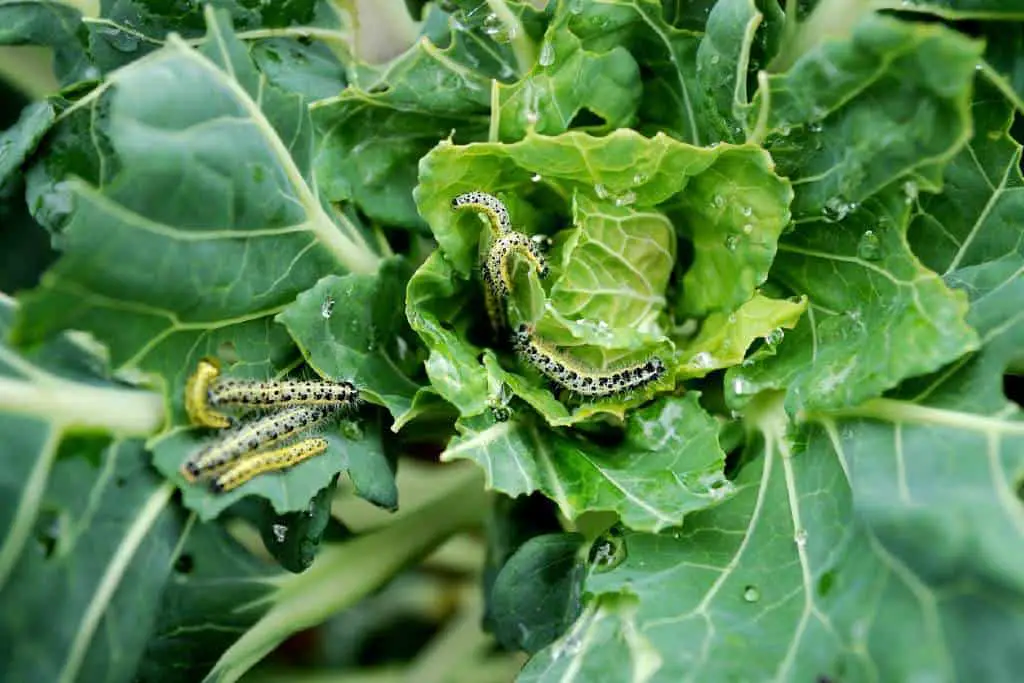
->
[209, 378, 360, 411]
[210, 437, 330, 493]
[180, 405, 337, 481]
[511, 324, 666, 398]
[451, 191, 512, 234]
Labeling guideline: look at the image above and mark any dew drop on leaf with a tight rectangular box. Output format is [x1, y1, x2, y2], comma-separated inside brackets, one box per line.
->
[531, 173, 542, 182]
[690, 351, 715, 369]
[742, 223, 754, 234]
[538, 41, 555, 67]
[742, 585, 761, 603]
[712, 194, 725, 208]
[594, 183, 609, 199]
[272, 524, 288, 543]
[320, 295, 335, 319]
[710, 54, 720, 65]
[857, 230, 882, 260]
[614, 191, 636, 207]
[794, 528, 808, 547]
[725, 235, 740, 251]
[822, 196, 856, 221]
[632, 172, 647, 185]
[763, 327, 784, 346]
[902, 180, 919, 204]
[732, 376, 755, 396]
[589, 526, 627, 572]
[741, 206, 752, 217]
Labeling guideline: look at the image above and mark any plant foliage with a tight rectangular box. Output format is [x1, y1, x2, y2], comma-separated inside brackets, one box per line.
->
[0, 0, 1022, 681]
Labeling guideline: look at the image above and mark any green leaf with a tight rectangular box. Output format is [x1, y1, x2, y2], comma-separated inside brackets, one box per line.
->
[0, 1, 91, 85]
[566, 0, 708, 145]
[0, 296, 182, 683]
[496, 7, 642, 140]
[311, 9, 501, 230]
[695, 0, 783, 143]
[754, 13, 982, 218]
[909, 79, 1024, 280]
[137, 521, 280, 682]
[524, 374, 1024, 681]
[259, 476, 337, 573]
[676, 293, 807, 378]
[489, 533, 585, 654]
[14, 8, 380, 426]
[727, 185, 979, 413]
[277, 257, 424, 424]
[0, 99, 57, 192]
[441, 394, 730, 532]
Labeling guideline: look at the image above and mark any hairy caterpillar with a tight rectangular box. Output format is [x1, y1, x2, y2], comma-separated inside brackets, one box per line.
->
[180, 405, 337, 481]
[209, 378, 360, 411]
[511, 324, 666, 398]
[451, 191, 512, 234]
[185, 357, 232, 429]
[483, 232, 550, 300]
[211, 438, 330, 493]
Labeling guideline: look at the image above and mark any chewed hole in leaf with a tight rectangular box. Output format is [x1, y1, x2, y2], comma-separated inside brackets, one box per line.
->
[1002, 374, 1024, 410]
[174, 553, 195, 575]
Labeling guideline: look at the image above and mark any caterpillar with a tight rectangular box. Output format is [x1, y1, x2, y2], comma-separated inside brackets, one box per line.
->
[511, 324, 666, 398]
[483, 232, 550, 300]
[209, 378, 360, 412]
[185, 357, 232, 429]
[180, 404, 337, 481]
[211, 437, 330, 493]
[451, 191, 512, 235]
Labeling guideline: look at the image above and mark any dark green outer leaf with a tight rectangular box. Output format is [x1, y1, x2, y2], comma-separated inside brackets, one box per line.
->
[442, 394, 731, 532]
[0, 298, 185, 683]
[14, 9, 379, 433]
[728, 185, 978, 413]
[259, 477, 336, 573]
[490, 533, 586, 654]
[277, 257, 424, 424]
[0, 1, 92, 85]
[755, 13, 982, 218]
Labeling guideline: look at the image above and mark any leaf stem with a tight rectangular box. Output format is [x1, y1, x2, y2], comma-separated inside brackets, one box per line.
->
[768, 0, 874, 73]
[204, 465, 488, 683]
[484, 0, 536, 76]
[807, 398, 1024, 435]
[0, 376, 164, 435]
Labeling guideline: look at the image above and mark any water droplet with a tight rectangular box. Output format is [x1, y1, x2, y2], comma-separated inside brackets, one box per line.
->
[538, 40, 555, 67]
[272, 524, 288, 543]
[725, 235, 740, 251]
[857, 230, 882, 260]
[531, 173, 542, 182]
[589, 526, 627, 572]
[822, 196, 856, 221]
[731, 376, 755, 396]
[482, 13, 515, 42]
[690, 351, 715, 369]
[902, 180, 918, 204]
[712, 194, 725, 208]
[743, 585, 761, 602]
[594, 183, 609, 199]
[779, 123, 791, 137]
[808, 121, 823, 134]
[794, 528, 808, 547]
[763, 327, 784, 346]
[320, 296, 335, 319]
[632, 172, 648, 185]
[710, 54, 720, 65]
[741, 206, 752, 217]
[614, 190, 636, 207]
[742, 223, 754, 234]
